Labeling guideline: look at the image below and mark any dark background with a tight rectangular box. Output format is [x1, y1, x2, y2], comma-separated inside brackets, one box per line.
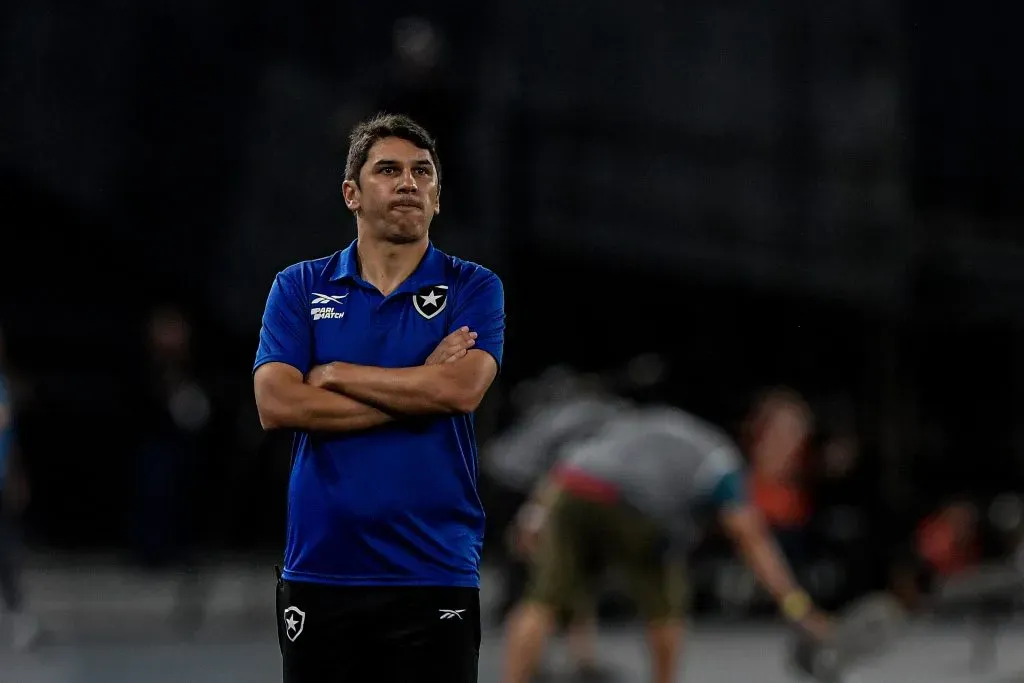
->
[1, 0, 1023, 611]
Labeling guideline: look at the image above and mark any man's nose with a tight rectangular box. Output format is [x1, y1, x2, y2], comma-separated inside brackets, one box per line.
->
[396, 169, 418, 192]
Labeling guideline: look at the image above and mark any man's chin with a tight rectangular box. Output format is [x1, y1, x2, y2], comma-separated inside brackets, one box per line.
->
[387, 235, 422, 246]
[383, 221, 429, 245]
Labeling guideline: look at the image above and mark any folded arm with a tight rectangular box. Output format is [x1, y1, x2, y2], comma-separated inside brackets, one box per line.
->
[310, 349, 499, 416]
[254, 361, 396, 432]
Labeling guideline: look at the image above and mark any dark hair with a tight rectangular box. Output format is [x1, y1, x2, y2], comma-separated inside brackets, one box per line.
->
[344, 112, 441, 187]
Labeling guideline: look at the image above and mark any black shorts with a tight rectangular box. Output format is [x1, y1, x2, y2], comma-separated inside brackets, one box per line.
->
[275, 573, 481, 683]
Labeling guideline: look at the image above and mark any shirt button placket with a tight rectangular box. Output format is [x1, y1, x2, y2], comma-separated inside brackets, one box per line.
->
[374, 296, 393, 336]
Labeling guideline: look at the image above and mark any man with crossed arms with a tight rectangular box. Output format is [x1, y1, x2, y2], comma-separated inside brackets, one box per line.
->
[254, 114, 503, 683]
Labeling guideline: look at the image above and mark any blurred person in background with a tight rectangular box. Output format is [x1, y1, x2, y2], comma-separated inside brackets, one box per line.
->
[886, 496, 1012, 672]
[0, 324, 41, 650]
[487, 356, 668, 607]
[743, 388, 816, 567]
[889, 497, 982, 611]
[499, 403, 829, 683]
[130, 305, 214, 635]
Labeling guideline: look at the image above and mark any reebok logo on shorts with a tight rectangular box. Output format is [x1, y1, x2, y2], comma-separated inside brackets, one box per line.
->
[284, 605, 306, 641]
[438, 609, 465, 620]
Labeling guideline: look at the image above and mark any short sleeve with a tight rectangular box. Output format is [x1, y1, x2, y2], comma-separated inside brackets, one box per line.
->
[450, 268, 505, 370]
[696, 444, 748, 508]
[253, 267, 312, 375]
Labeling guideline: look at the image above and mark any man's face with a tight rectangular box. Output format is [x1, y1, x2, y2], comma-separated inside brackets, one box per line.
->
[343, 136, 440, 244]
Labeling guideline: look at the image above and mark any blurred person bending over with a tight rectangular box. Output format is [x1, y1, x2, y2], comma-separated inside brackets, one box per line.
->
[500, 404, 829, 683]
[254, 113, 504, 683]
[485, 367, 629, 681]
[0, 325, 41, 650]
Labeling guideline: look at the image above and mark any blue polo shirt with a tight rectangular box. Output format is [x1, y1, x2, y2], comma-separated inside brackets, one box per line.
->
[254, 240, 505, 587]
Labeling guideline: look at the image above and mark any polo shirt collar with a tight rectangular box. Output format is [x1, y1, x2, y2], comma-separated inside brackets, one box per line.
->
[327, 240, 360, 282]
[328, 239, 446, 293]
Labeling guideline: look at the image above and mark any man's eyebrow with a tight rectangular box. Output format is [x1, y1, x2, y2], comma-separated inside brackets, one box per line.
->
[372, 158, 433, 167]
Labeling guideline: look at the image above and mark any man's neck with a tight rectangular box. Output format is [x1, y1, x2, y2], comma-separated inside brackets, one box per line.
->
[355, 234, 429, 296]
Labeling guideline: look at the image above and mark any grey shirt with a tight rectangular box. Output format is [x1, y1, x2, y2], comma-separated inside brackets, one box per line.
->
[483, 394, 629, 493]
[560, 405, 745, 547]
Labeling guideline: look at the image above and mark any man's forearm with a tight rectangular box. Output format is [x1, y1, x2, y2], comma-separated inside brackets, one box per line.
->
[300, 390, 396, 432]
[736, 529, 804, 606]
[316, 362, 468, 415]
[722, 507, 806, 610]
[257, 376, 396, 433]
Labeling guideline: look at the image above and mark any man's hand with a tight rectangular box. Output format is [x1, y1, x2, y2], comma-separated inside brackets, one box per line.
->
[779, 589, 832, 643]
[796, 607, 833, 643]
[425, 327, 477, 366]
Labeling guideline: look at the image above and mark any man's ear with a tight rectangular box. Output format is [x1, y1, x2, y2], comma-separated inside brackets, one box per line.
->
[342, 179, 360, 213]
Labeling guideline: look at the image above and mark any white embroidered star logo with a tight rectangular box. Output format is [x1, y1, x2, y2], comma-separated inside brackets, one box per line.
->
[420, 290, 442, 307]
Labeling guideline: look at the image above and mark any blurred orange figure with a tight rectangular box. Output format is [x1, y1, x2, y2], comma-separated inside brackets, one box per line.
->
[745, 388, 815, 532]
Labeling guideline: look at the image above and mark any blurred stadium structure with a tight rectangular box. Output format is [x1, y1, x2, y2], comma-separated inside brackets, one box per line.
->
[3, 1, 1024, 680]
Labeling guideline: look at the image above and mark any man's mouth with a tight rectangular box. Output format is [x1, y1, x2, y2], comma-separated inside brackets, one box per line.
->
[391, 200, 423, 210]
